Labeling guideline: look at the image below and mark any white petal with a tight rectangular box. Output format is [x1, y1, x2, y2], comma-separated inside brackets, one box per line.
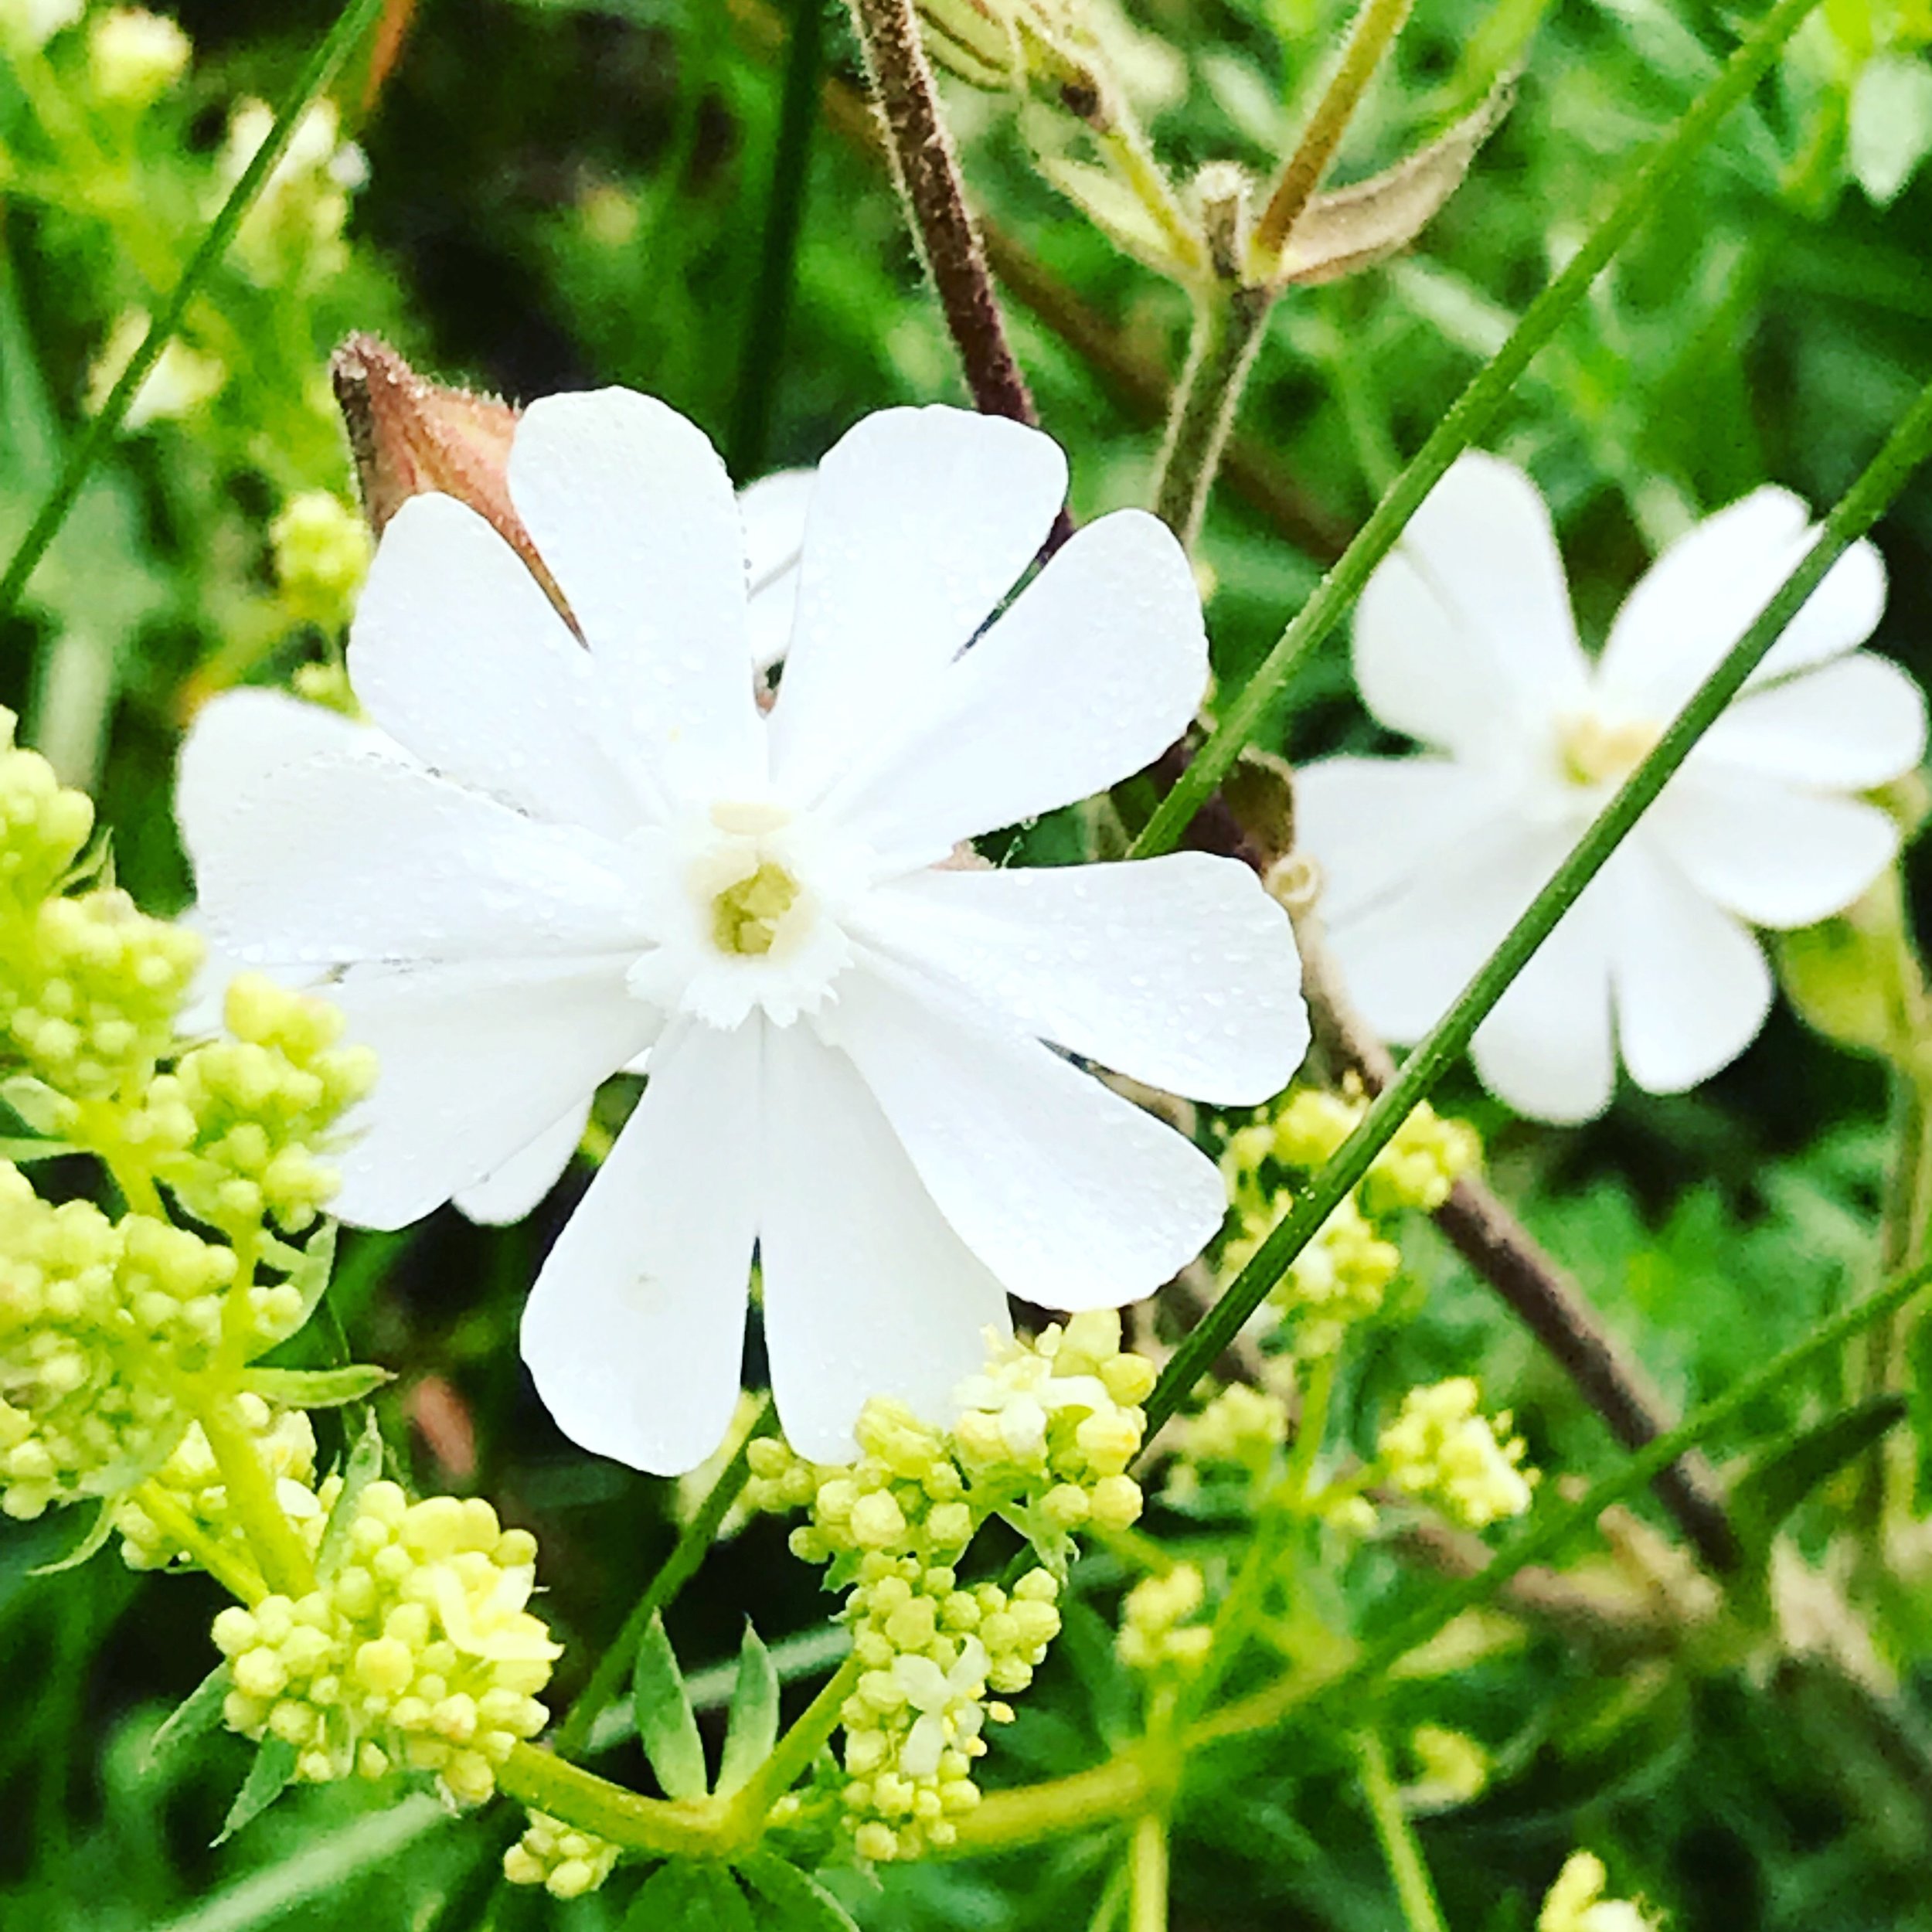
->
[1321, 807, 1569, 1045]
[1293, 755, 1518, 927]
[192, 750, 653, 968]
[328, 957, 657, 1230]
[177, 687, 379, 862]
[738, 468, 814, 672]
[454, 1099, 591, 1226]
[520, 1019, 757, 1474]
[1645, 768, 1900, 929]
[900, 1713, 947, 1781]
[1597, 489, 1886, 719]
[855, 854, 1308, 1104]
[817, 511, 1206, 869]
[507, 389, 764, 807]
[825, 961, 1228, 1311]
[766, 408, 1066, 804]
[760, 1019, 1009, 1463]
[1694, 653, 1927, 790]
[1611, 842, 1772, 1094]
[1467, 868, 1617, 1124]
[347, 493, 643, 838]
[1352, 452, 1587, 759]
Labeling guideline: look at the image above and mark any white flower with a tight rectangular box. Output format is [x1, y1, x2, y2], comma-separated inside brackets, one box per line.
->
[179, 394, 1308, 1470]
[1296, 454, 1925, 1124]
[894, 1638, 990, 1780]
[0, 0, 80, 52]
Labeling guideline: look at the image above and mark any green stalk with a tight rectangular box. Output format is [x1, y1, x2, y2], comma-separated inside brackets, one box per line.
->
[725, 1652, 864, 1844]
[495, 1743, 728, 1860]
[1355, 1731, 1448, 1932]
[1141, 369, 1932, 1441]
[0, 0, 387, 624]
[1150, 286, 1272, 551]
[551, 1396, 779, 1760]
[1131, 0, 1829, 861]
[1128, 1810, 1170, 1932]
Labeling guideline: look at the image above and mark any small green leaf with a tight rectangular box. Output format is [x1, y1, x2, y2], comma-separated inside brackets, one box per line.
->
[623, 1862, 756, 1930]
[633, 1612, 708, 1800]
[214, 1735, 298, 1845]
[30, 1497, 117, 1576]
[249, 1222, 338, 1358]
[716, 1622, 781, 1798]
[242, 1364, 392, 1410]
[1731, 1395, 1910, 1550]
[315, 1410, 386, 1581]
[738, 1852, 862, 1931]
[144, 1663, 233, 1773]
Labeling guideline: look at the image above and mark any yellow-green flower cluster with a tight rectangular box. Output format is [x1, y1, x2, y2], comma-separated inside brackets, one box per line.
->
[1378, 1379, 1536, 1531]
[87, 7, 192, 111]
[1403, 1724, 1489, 1811]
[211, 1481, 558, 1804]
[216, 98, 366, 286]
[0, 713, 95, 903]
[1116, 1562, 1210, 1676]
[114, 1396, 321, 1571]
[1539, 1851, 1660, 1932]
[272, 491, 372, 631]
[503, 1811, 622, 1899]
[1219, 1083, 1480, 1355]
[0, 1168, 236, 1519]
[156, 973, 376, 1239]
[1175, 1383, 1289, 1479]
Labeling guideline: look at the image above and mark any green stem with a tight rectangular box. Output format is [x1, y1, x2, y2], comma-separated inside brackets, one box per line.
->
[552, 1396, 778, 1760]
[1128, 1809, 1170, 1932]
[1150, 286, 1272, 552]
[951, 1249, 1932, 1855]
[131, 1479, 266, 1604]
[726, 1652, 863, 1842]
[728, 0, 825, 476]
[1141, 368, 1932, 1440]
[1355, 1730, 1447, 1932]
[1250, 0, 1417, 268]
[495, 1742, 729, 1860]
[0, 0, 387, 624]
[197, 1389, 316, 1599]
[1132, 0, 1831, 861]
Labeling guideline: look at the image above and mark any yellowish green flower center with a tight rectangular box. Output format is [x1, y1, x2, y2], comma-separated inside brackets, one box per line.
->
[1557, 713, 1659, 787]
[711, 859, 801, 956]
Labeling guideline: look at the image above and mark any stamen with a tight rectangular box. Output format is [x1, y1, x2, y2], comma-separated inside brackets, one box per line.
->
[712, 860, 801, 956]
[1557, 713, 1659, 787]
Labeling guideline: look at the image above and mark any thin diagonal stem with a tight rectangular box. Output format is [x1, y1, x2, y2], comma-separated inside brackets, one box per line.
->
[845, 0, 1037, 426]
[1132, 0, 1829, 862]
[1355, 1730, 1448, 1932]
[1143, 368, 1932, 1440]
[0, 0, 387, 624]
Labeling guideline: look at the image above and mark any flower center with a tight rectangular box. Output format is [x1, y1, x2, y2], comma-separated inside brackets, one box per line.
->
[711, 859, 800, 956]
[1556, 712, 1659, 788]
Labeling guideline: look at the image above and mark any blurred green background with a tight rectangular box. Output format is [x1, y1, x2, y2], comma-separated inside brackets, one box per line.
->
[3, 0, 1932, 1924]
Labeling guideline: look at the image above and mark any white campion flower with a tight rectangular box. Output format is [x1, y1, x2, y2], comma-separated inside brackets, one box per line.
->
[1295, 453, 1926, 1124]
[179, 393, 1308, 1470]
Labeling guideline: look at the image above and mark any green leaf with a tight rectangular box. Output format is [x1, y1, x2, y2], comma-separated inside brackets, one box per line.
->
[30, 1497, 117, 1576]
[250, 1223, 339, 1359]
[716, 1622, 781, 1798]
[623, 1862, 756, 1930]
[241, 1364, 392, 1410]
[1730, 1395, 1910, 1551]
[315, 1410, 386, 1581]
[144, 1664, 233, 1774]
[738, 1852, 862, 1931]
[214, 1736, 298, 1845]
[633, 1612, 709, 1800]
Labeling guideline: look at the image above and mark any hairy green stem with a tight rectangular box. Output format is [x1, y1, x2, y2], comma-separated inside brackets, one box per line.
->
[0, 0, 386, 624]
[1356, 1730, 1448, 1932]
[553, 1396, 778, 1760]
[1250, 0, 1417, 267]
[1142, 368, 1932, 1438]
[1150, 287, 1272, 550]
[1131, 0, 1830, 860]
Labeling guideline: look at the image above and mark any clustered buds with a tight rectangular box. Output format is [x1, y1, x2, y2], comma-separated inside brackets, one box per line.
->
[1169, 1379, 1290, 1486]
[87, 7, 191, 110]
[1116, 1562, 1211, 1676]
[746, 1316, 1158, 1860]
[271, 491, 373, 631]
[1378, 1379, 1536, 1531]
[211, 1481, 558, 1804]
[215, 98, 366, 287]
[1220, 1082, 1480, 1355]
[503, 1812, 622, 1899]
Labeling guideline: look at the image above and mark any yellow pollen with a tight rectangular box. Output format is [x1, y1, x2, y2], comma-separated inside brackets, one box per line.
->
[712, 861, 801, 956]
[1558, 713, 1659, 787]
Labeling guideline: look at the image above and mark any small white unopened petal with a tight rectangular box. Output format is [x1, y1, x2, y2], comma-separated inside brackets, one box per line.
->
[520, 1019, 758, 1475]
